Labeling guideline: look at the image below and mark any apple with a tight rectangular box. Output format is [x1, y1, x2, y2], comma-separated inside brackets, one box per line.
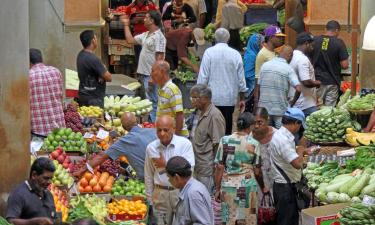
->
[63, 162, 69, 169]
[57, 155, 65, 164]
[63, 157, 70, 164]
[56, 147, 63, 155]
[112, 118, 121, 127]
[51, 151, 59, 159]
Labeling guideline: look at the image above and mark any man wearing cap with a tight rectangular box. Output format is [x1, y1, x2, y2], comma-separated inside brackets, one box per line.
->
[258, 45, 302, 129]
[269, 108, 313, 225]
[289, 32, 321, 117]
[312, 20, 349, 107]
[166, 156, 214, 225]
[165, 28, 205, 73]
[198, 28, 247, 135]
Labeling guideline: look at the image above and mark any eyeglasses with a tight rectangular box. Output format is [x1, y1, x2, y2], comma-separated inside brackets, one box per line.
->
[190, 96, 200, 101]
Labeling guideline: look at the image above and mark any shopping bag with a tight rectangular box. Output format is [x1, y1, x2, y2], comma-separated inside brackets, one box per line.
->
[257, 193, 276, 225]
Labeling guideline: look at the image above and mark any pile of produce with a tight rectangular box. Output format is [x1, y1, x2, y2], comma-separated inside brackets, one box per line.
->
[78, 106, 104, 118]
[175, 70, 195, 83]
[108, 222, 146, 225]
[141, 122, 155, 128]
[104, 95, 152, 117]
[345, 128, 375, 146]
[78, 171, 115, 193]
[68, 194, 108, 224]
[240, 23, 268, 44]
[303, 161, 340, 190]
[99, 159, 121, 176]
[344, 145, 375, 171]
[52, 160, 74, 187]
[49, 147, 74, 171]
[0, 217, 12, 225]
[43, 128, 87, 153]
[240, 0, 265, 4]
[107, 199, 147, 219]
[347, 93, 375, 111]
[125, 82, 142, 91]
[339, 203, 375, 225]
[203, 23, 215, 42]
[64, 103, 84, 133]
[112, 179, 146, 197]
[305, 107, 361, 143]
[50, 184, 69, 222]
[112, 6, 127, 14]
[314, 168, 375, 204]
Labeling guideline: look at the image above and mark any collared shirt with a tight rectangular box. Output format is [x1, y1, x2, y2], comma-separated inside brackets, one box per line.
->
[269, 126, 301, 183]
[135, 29, 166, 76]
[184, 0, 207, 28]
[289, 50, 317, 110]
[192, 104, 225, 176]
[105, 126, 158, 180]
[29, 63, 65, 136]
[157, 79, 189, 136]
[144, 135, 195, 201]
[173, 178, 214, 225]
[198, 43, 248, 106]
[125, 1, 158, 35]
[258, 57, 300, 116]
[215, 0, 247, 27]
[6, 181, 56, 220]
[221, 0, 245, 30]
[255, 47, 276, 78]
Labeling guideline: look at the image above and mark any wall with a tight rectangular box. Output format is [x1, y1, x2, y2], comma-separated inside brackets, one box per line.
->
[0, 0, 30, 216]
[359, 0, 375, 89]
[29, 0, 65, 72]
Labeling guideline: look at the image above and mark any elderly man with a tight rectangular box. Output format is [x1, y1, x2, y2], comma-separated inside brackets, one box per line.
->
[258, 45, 302, 129]
[151, 60, 189, 136]
[6, 158, 56, 225]
[166, 156, 214, 225]
[189, 84, 225, 193]
[29, 48, 65, 137]
[73, 112, 157, 180]
[198, 28, 247, 135]
[144, 115, 195, 225]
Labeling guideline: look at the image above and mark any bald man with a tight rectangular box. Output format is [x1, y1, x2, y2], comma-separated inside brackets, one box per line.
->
[258, 45, 302, 129]
[151, 60, 189, 137]
[144, 115, 195, 225]
[73, 112, 157, 180]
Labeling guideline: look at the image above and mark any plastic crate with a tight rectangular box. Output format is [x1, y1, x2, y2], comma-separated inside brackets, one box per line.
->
[244, 8, 277, 25]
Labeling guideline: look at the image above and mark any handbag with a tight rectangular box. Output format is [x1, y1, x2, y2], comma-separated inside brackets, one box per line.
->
[273, 163, 311, 210]
[258, 193, 276, 225]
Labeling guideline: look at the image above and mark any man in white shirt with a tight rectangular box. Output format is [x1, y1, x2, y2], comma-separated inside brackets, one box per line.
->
[289, 32, 321, 116]
[144, 115, 195, 225]
[269, 108, 312, 225]
[197, 28, 247, 135]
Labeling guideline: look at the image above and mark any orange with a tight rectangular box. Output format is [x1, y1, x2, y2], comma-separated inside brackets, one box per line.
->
[103, 185, 111, 193]
[84, 185, 92, 193]
[93, 184, 102, 192]
[89, 177, 98, 187]
[79, 186, 85, 193]
[80, 178, 89, 187]
[84, 172, 93, 181]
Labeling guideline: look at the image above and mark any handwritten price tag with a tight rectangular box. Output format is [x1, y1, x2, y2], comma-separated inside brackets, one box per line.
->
[83, 132, 94, 139]
[97, 129, 109, 140]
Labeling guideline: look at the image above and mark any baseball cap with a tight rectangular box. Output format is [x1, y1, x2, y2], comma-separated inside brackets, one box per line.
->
[296, 32, 314, 45]
[264, 25, 286, 37]
[193, 28, 205, 46]
[284, 108, 306, 129]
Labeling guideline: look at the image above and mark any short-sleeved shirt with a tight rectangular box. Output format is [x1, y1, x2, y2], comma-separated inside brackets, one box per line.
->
[184, 0, 207, 28]
[6, 181, 56, 221]
[221, 0, 244, 30]
[125, 1, 158, 35]
[258, 57, 300, 116]
[29, 63, 65, 136]
[105, 126, 157, 180]
[289, 50, 317, 110]
[77, 50, 107, 106]
[192, 104, 225, 176]
[166, 28, 192, 59]
[312, 35, 349, 85]
[162, 4, 197, 29]
[215, 133, 260, 175]
[255, 47, 276, 79]
[269, 126, 301, 183]
[173, 178, 214, 225]
[157, 79, 189, 136]
[135, 29, 166, 76]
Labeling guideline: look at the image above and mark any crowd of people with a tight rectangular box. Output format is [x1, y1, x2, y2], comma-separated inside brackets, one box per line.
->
[19, 0, 356, 224]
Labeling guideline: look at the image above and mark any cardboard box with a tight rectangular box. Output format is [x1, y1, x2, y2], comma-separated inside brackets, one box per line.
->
[301, 203, 349, 225]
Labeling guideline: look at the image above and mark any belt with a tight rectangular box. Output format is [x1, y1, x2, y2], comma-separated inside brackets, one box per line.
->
[155, 184, 175, 190]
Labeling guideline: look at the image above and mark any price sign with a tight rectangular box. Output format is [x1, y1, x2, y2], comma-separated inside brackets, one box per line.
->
[97, 129, 109, 140]
[363, 195, 375, 206]
[105, 112, 111, 121]
[83, 132, 94, 139]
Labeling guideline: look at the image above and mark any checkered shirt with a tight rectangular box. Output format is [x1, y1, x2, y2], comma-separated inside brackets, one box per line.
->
[30, 63, 66, 136]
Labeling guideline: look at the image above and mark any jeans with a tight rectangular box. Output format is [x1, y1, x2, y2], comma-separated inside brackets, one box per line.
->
[142, 75, 158, 122]
[273, 183, 299, 225]
[269, 115, 283, 129]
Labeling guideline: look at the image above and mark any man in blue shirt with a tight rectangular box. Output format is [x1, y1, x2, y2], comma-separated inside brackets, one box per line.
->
[73, 112, 157, 180]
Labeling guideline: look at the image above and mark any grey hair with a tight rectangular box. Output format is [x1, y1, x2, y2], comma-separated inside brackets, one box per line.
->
[214, 28, 230, 43]
[190, 84, 212, 99]
[155, 60, 171, 76]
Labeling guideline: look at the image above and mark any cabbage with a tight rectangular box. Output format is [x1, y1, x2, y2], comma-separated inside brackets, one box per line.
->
[327, 192, 340, 203]
[351, 196, 362, 203]
[338, 193, 351, 202]
[316, 191, 327, 202]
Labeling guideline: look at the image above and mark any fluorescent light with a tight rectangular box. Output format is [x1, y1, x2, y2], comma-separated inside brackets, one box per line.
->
[363, 16, 375, 51]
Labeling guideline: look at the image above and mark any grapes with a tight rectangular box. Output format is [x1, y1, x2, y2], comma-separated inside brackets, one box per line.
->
[64, 103, 84, 133]
[99, 159, 121, 176]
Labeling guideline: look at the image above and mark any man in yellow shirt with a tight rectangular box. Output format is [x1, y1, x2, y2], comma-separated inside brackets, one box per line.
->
[214, 0, 247, 28]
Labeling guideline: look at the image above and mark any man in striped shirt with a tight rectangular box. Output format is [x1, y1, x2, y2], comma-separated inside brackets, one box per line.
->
[151, 60, 189, 136]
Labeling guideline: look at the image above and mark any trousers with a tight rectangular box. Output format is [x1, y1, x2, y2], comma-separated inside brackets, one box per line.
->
[273, 182, 299, 225]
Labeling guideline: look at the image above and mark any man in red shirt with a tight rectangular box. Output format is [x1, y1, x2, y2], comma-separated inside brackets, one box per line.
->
[29, 49, 65, 137]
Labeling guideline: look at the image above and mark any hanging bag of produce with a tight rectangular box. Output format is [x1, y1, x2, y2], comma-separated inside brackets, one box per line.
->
[257, 193, 276, 225]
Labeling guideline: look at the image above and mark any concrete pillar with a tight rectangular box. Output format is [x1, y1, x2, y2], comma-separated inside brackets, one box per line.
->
[359, 0, 375, 89]
[29, 0, 65, 72]
[0, 0, 30, 216]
